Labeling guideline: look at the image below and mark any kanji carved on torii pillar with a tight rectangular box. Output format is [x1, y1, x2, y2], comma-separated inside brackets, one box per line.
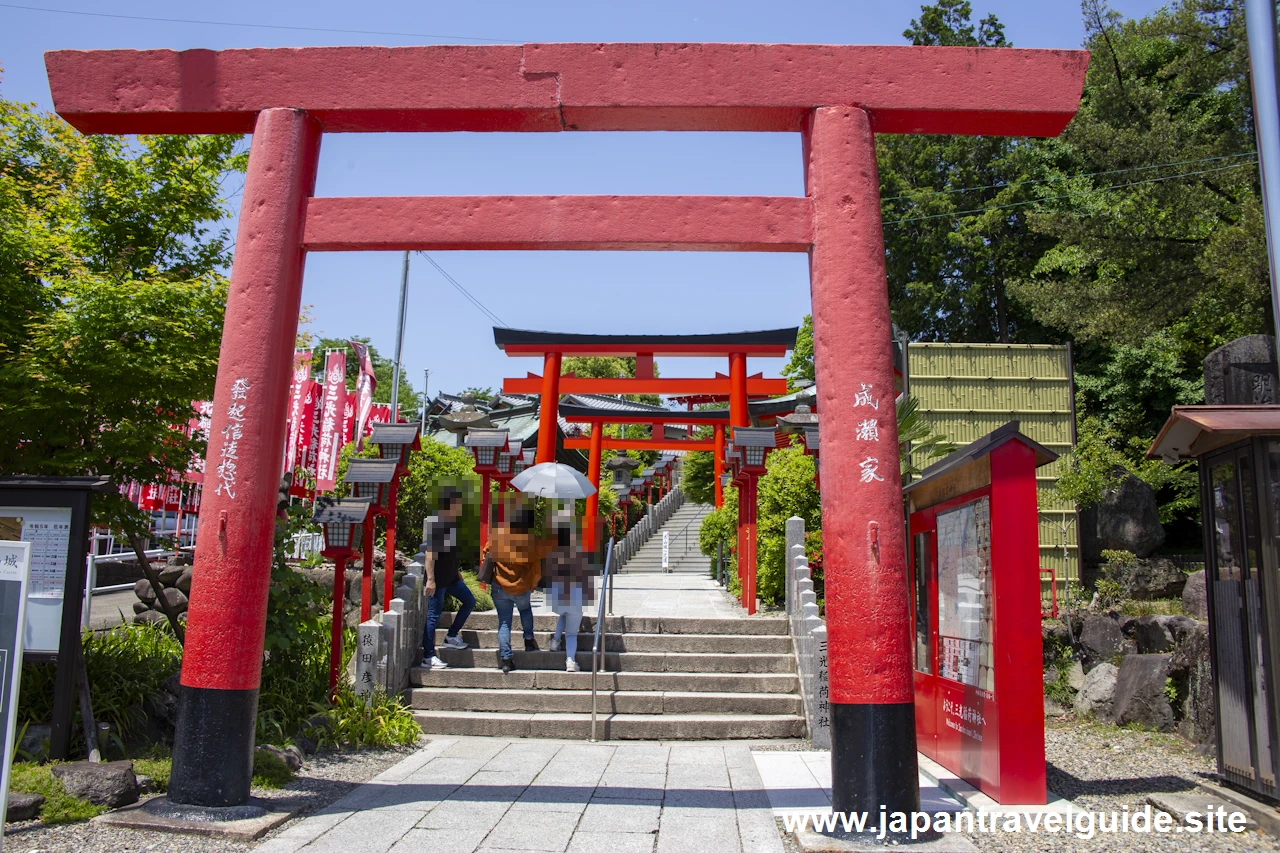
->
[45, 43, 1087, 816]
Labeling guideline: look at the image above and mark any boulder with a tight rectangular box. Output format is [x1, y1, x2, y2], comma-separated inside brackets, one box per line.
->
[1183, 570, 1208, 621]
[1045, 696, 1068, 718]
[295, 735, 317, 755]
[50, 760, 139, 808]
[256, 744, 303, 773]
[1078, 615, 1124, 670]
[159, 588, 188, 614]
[165, 552, 194, 567]
[1109, 654, 1175, 731]
[1075, 662, 1119, 718]
[1042, 619, 1070, 648]
[1171, 621, 1216, 744]
[18, 724, 50, 761]
[157, 565, 185, 586]
[133, 610, 165, 627]
[1203, 335, 1279, 405]
[1134, 615, 1175, 654]
[6, 792, 44, 822]
[132, 601, 151, 615]
[133, 578, 157, 604]
[1112, 558, 1187, 600]
[1066, 659, 1086, 692]
[175, 567, 194, 595]
[1093, 470, 1166, 558]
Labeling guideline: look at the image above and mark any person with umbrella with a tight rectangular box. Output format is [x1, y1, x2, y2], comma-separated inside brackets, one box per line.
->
[545, 508, 596, 672]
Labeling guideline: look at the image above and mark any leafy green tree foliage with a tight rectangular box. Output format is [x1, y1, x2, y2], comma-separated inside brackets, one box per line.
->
[878, 1, 1053, 343]
[755, 446, 821, 606]
[394, 440, 483, 565]
[898, 395, 960, 480]
[315, 335, 421, 413]
[782, 315, 815, 386]
[0, 97, 245, 532]
[682, 451, 717, 505]
[698, 485, 738, 582]
[1013, 0, 1265, 350]
[460, 386, 494, 402]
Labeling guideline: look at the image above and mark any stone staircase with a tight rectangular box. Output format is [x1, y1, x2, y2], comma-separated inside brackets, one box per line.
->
[409, 611, 805, 740]
[619, 501, 714, 573]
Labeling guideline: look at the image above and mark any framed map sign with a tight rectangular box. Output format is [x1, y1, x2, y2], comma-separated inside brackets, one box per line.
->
[936, 495, 993, 692]
[0, 506, 73, 653]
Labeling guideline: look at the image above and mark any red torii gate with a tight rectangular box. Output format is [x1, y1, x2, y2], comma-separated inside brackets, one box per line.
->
[45, 42, 1087, 816]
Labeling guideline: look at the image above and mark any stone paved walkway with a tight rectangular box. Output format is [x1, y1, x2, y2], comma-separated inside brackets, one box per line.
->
[255, 737, 784, 853]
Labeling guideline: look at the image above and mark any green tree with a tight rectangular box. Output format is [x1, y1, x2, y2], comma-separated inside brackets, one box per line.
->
[0, 97, 246, 532]
[682, 451, 717, 505]
[460, 386, 494, 402]
[878, 0, 1054, 344]
[754, 445, 821, 605]
[782, 315, 815, 387]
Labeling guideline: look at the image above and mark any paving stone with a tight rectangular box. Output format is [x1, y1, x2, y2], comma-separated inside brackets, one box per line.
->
[566, 831, 658, 853]
[483, 806, 579, 851]
[390, 827, 491, 853]
[300, 808, 422, 853]
[596, 771, 667, 799]
[577, 797, 662, 834]
[419, 797, 510, 832]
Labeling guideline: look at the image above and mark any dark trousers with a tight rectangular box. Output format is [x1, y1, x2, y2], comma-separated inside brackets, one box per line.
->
[422, 578, 476, 659]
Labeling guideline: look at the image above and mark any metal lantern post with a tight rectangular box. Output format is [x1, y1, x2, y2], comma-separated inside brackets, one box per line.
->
[312, 497, 372, 694]
[370, 422, 421, 615]
[342, 459, 396, 620]
[466, 428, 509, 549]
[732, 426, 780, 615]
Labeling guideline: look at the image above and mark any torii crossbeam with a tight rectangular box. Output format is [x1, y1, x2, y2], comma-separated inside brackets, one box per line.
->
[45, 41, 1087, 814]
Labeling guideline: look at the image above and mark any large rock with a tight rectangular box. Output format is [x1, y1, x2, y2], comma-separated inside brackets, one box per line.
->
[157, 565, 185, 586]
[1183, 570, 1208, 620]
[6, 792, 44, 822]
[1078, 615, 1124, 670]
[175, 567, 194, 595]
[18, 724, 50, 761]
[256, 744, 303, 773]
[159, 587, 188, 614]
[1089, 471, 1166, 558]
[1111, 558, 1186, 600]
[1203, 334, 1279, 405]
[50, 760, 139, 808]
[1134, 615, 1175, 654]
[1171, 621, 1215, 744]
[133, 578, 157, 604]
[1109, 654, 1175, 731]
[1075, 662, 1119, 718]
[132, 610, 165, 627]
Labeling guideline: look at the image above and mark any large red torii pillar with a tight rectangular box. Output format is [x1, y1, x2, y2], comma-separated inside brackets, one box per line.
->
[46, 43, 1087, 817]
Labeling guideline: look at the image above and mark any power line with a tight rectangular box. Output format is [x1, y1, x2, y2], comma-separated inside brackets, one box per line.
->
[885, 159, 1258, 226]
[0, 3, 522, 43]
[880, 151, 1258, 203]
[416, 252, 507, 327]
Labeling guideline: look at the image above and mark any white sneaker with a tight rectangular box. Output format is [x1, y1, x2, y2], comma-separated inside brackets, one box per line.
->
[565, 658, 580, 673]
[428, 656, 449, 670]
[443, 635, 468, 650]
[548, 637, 562, 652]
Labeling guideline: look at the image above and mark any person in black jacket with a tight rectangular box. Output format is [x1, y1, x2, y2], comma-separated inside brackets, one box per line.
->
[419, 486, 475, 670]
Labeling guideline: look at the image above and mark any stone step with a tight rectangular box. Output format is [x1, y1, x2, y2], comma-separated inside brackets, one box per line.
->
[408, 667, 799, 694]
[437, 613, 788, 636]
[434, 629, 793, 654]
[412, 710, 807, 740]
[408, 687, 803, 715]
[432, 647, 795, 673]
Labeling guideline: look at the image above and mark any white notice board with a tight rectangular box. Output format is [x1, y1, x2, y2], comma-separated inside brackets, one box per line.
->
[0, 506, 73, 653]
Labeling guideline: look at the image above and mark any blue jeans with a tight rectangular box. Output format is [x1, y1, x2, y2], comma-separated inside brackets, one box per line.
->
[422, 578, 475, 659]
[492, 586, 534, 661]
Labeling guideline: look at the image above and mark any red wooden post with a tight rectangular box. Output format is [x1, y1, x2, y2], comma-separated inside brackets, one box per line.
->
[329, 554, 347, 694]
[728, 353, 748, 427]
[480, 473, 492, 549]
[169, 108, 322, 808]
[713, 424, 726, 509]
[537, 352, 562, 464]
[360, 522, 374, 621]
[584, 426, 603, 552]
[383, 478, 399, 613]
[806, 105, 918, 820]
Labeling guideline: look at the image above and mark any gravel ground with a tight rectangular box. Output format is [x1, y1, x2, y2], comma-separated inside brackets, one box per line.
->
[967, 720, 1280, 852]
[3, 740, 421, 852]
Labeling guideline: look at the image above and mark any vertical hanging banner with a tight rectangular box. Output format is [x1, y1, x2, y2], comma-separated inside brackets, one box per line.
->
[364, 404, 392, 438]
[186, 401, 214, 485]
[342, 391, 356, 445]
[289, 380, 319, 497]
[315, 351, 347, 493]
[349, 340, 377, 451]
[283, 350, 313, 475]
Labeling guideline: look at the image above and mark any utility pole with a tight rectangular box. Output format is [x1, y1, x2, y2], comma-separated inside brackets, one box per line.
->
[1245, 0, 1280, 365]
[389, 250, 410, 420]
[420, 368, 430, 432]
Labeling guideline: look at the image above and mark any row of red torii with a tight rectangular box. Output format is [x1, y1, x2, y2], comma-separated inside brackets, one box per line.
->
[44, 41, 1088, 814]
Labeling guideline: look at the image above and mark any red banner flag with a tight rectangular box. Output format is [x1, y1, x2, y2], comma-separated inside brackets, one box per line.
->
[289, 380, 319, 496]
[315, 351, 347, 492]
[284, 350, 313, 474]
[365, 403, 392, 437]
[187, 400, 214, 484]
[349, 340, 377, 451]
[342, 390, 356, 445]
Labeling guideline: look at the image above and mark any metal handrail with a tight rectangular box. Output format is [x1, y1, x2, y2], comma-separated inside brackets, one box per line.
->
[590, 537, 616, 743]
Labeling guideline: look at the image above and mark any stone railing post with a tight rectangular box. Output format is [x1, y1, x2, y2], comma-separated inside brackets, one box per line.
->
[784, 523, 831, 750]
[355, 618, 381, 697]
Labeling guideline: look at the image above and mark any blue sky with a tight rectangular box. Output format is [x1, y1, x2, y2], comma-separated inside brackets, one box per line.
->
[1, 0, 1162, 401]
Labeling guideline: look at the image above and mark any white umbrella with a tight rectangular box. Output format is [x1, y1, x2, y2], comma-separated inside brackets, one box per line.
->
[511, 462, 597, 498]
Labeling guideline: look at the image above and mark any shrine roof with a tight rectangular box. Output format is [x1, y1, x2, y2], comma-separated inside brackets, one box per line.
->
[560, 402, 730, 423]
[494, 327, 797, 357]
[1148, 405, 1280, 460]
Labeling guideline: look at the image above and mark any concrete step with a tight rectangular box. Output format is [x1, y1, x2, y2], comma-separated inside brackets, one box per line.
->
[412, 709, 807, 740]
[434, 629, 793, 654]
[408, 687, 803, 715]
[437, 613, 788, 636]
[408, 667, 799, 694]
[432, 647, 795, 673]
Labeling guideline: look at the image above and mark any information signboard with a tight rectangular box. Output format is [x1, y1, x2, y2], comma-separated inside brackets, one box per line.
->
[0, 541, 31, 827]
[936, 496, 993, 693]
[0, 506, 72, 653]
